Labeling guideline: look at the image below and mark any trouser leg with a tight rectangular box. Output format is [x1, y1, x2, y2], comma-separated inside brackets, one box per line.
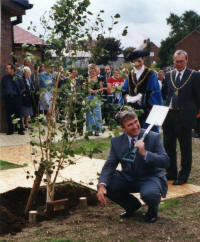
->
[4, 97, 15, 133]
[163, 111, 178, 179]
[140, 180, 161, 207]
[140, 179, 161, 217]
[106, 171, 141, 212]
[177, 127, 192, 181]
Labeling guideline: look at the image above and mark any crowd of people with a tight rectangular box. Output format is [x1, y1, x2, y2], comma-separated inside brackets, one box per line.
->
[2, 52, 200, 138]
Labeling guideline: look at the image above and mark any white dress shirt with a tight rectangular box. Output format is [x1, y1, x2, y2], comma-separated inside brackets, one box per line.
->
[134, 65, 145, 81]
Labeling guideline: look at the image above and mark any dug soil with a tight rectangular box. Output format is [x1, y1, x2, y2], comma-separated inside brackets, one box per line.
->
[0, 182, 98, 235]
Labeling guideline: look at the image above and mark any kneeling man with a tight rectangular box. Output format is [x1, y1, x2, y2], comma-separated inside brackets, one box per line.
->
[97, 110, 169, 223]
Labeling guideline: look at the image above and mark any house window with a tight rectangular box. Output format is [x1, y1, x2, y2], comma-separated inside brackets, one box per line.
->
[150, 52, 154, 57]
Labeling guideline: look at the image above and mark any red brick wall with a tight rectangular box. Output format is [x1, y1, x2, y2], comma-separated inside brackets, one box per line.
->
[150, 42, 159, 63]
[0, 11, 13, 132]
[175, 31, 200, 70]
[14, 47, 43, 69]
[1, 12, 13, 78]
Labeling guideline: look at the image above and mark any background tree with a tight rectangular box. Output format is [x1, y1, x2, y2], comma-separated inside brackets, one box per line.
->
[123, 46, 135, 61]
[158, 10, 200, 68]
[90, 37, 122, 65]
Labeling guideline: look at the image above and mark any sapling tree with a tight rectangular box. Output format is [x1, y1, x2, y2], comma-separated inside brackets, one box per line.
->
[24, 0, 128, 214]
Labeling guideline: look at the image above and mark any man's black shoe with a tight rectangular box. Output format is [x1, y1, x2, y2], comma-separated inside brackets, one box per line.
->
[173, 179, 186, 185]
[192, 131, 200, 138]
[145, 215, 157, 223]
[120, 204, 141, 219]
[120, 211, 134, 219]
[144, 205, 158, 223]
[18, 131, 25, 135]
[6, 131, 14, 135]
[166, 174, 177, 180]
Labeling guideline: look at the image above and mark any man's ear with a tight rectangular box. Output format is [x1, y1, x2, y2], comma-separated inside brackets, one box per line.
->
[121, 125, 125, 132]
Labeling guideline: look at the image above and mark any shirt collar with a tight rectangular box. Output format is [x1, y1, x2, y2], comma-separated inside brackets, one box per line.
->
[175, 67, 186, 77]
[127, 134, 138, 147]
[134, 65, 145, 79]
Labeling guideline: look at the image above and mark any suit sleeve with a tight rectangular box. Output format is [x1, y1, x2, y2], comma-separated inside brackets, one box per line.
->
[192, 71, 200, 110]
[146, 72, 162, 105]
[145, 133, 169, 169]
[118, 76, 129, 106]
[122, 76, 129, 93]
[98, 139, 119, 185]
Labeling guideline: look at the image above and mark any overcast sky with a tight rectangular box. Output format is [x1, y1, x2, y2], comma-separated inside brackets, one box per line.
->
[19, 0, 200, 48]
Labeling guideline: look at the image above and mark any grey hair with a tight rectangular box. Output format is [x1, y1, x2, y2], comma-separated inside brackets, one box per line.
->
[23, 66, 31, 75]
[174, 50, 188, 60]
[115, 109, 138, 126]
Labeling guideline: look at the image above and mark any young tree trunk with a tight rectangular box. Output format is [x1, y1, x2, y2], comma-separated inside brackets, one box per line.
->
[24, 164, 45, 215]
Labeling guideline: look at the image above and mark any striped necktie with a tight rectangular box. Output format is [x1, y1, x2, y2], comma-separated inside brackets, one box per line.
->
[176, 72, 181, 87]
[130, 138, 136, 151]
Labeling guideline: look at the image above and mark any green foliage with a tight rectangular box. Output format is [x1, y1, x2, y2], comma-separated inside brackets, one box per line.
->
[90, 37, 122, 65]
[123, 47, 135, 60]
[158, 10, 200, 68]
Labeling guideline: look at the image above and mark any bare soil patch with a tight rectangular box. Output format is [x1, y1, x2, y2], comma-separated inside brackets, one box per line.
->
[0, 182, 98, 236]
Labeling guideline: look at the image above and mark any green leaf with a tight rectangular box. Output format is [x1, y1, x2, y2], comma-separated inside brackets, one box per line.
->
[122, 29, 128, 36]
[114, 13, 120, 18]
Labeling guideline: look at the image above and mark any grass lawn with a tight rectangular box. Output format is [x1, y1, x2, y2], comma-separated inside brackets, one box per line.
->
[69, 136, 112, 160]
[0, 160, 27, 170]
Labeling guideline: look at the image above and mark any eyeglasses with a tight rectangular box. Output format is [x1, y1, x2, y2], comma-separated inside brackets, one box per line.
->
[174, 60, 186, 64]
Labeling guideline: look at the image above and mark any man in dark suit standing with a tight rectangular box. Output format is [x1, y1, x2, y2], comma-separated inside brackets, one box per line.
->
[97, 110, 169, 223]
[2, 64, 25, 135]
[162, 50, 200, 185]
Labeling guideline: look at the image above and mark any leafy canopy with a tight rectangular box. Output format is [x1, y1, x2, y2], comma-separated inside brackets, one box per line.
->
[90, 37, 122, 65]
[158, 10, 200, 68]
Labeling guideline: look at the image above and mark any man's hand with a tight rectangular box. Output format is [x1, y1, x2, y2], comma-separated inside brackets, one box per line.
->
[97, 184, 107, 205]
[134, 139, 146, 156]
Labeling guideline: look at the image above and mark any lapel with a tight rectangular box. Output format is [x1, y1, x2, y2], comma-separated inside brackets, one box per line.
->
[181, 68, 191, 83]
[138, 129, 145, 140]
[172, 70, 176, 83]
[120, 132, 130, 156]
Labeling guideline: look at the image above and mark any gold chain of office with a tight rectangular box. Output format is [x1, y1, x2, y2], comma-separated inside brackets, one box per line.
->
[170, 70, 194, 96]
[131, 69, 150, 94]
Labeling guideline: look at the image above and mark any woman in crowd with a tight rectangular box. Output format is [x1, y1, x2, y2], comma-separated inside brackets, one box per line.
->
[86, 64, 103, 136]
[21, 66, 34, 129]
[39, 63, 54, 121]
[107, 67, 124, 102]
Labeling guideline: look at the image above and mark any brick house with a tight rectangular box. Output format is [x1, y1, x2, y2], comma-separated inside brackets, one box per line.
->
[136, 39, 160, 66]
[0, 0, 33, 132]
[14, 25, 45, 68]
[175, 27, 200, 70]
[149, 41, 159, 64]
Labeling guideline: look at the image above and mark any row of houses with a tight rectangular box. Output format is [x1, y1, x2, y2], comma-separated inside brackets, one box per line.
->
[10, 25, 200, 71]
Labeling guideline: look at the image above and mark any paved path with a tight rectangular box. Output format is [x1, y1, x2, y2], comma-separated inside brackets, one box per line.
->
[0, 127, 114, 192]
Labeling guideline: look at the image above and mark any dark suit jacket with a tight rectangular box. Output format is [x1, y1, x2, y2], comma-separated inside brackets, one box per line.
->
[99, 130, 169, 196]
[163, 68, 200, 128]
